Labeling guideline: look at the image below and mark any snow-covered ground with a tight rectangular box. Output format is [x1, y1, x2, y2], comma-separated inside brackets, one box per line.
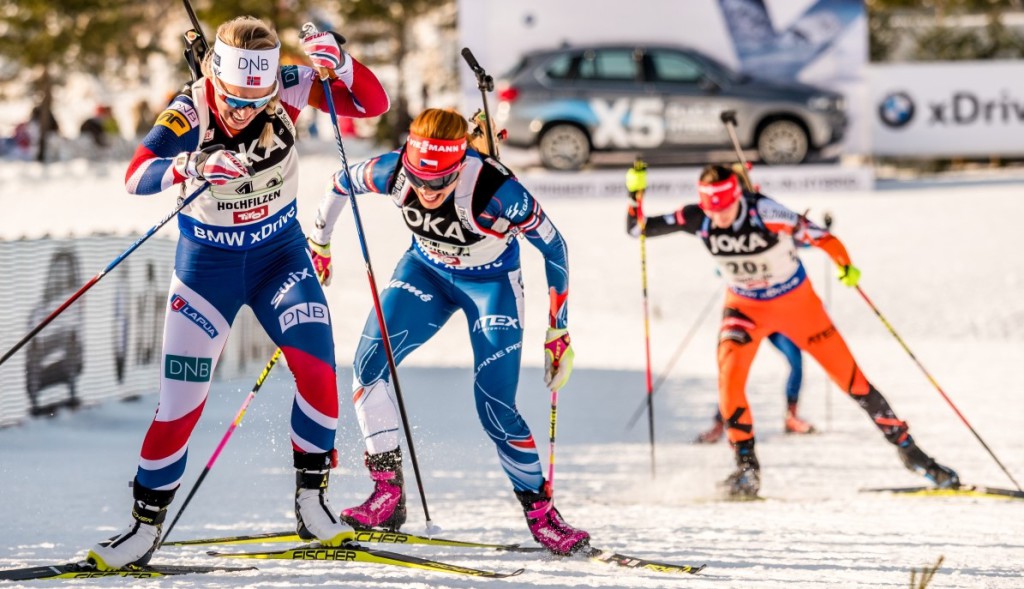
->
[1, 151, 1023, 588]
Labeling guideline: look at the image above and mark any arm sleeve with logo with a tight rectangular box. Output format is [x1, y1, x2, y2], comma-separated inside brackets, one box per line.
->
[755, 197, 851, 266]
[626, 202, 706, 238]
[308, 151, 400, 245]
[495, 180, 570, 329]
[124, 95, 202, 195]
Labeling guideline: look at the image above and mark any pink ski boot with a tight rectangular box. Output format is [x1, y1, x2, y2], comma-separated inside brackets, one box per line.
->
[515, 485, 590, 556]
[340, 448, 406, 531]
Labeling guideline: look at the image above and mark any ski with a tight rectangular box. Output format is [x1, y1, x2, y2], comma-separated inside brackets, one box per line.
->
[172, 530, 704, 574]
[207, 544, 525, 578]
[0, 562, 254, 581]
[578, 547, 706, 575]
[861, 484, 1024, 500]
[166, 529, 543, 551]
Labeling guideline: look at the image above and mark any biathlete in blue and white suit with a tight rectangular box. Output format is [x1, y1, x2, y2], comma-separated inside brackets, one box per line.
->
[307, 108, 590, 556]
[86, 17, 389, 571]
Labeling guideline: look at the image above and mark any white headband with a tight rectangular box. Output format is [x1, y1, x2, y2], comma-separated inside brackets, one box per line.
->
[212, 37, 280, 89]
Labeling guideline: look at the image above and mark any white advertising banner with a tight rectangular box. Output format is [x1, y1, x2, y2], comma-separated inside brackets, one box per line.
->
[870, 61, 1024, 157]
[0, 236, 276, 427]
[518, 164, 874, 201]
[458, 0, 869, 154]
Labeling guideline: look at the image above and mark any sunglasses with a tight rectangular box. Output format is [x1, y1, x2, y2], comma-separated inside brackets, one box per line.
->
[213, 76, 278, 110]
[406, 169, 460, 192]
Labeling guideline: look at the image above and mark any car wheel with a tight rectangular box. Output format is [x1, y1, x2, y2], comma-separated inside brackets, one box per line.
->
[756, 120, 809, 165]
[538, 124, 590, 171]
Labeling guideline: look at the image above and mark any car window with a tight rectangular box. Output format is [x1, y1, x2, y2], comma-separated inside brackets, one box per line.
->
[648, 50, 703, 83]
[578, 50, 638, 82]
[544, 54, 574, 80]
[501, 57, 529, 80]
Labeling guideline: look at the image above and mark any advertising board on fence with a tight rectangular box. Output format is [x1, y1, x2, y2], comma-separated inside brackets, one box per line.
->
[0, 236, 276, 427]
[870, 61, 1024, 157]
[518, 164, 874, 200]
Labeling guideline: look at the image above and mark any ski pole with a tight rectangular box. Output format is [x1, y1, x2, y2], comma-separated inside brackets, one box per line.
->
[159, 347, 284, 546]
[822, 212, 834, 431]
[0, 182, 210, 369]
[719, 110, 753, 186]
[546, 388, 558, 503]
[624, 287, 720, 431]
[631, 159, 656, 478]
[302, 23, 436, 534]
[179, 0, 209, 82]
[855, 285, 1022, 492]
[460, 48, 498, 158]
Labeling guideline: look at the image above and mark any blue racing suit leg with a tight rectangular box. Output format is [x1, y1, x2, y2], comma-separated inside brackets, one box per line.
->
[453, 267, 543, 493]
[768, 332, 803, 405]
[351, 251, 458, 455]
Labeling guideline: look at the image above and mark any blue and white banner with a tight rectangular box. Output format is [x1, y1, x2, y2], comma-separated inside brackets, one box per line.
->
[870, 61, 1024, 157]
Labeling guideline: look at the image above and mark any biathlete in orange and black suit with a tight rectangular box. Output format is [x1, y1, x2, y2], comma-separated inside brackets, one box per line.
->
[625, 163, 959, 498]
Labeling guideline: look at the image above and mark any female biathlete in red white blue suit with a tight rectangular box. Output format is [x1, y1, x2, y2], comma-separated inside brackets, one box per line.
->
[306, 108, 589, 555]
[87, 17, 388, 571]
[625, 164, 959, 499]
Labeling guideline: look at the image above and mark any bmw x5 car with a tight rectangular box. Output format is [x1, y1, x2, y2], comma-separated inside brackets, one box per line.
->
[495, 44, 847, 170]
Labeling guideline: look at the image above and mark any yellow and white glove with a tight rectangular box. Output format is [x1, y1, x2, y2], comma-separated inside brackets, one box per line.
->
[837, 264, 861, 287]
[308, 238, 332, 286]
[543, 328, 575, 391]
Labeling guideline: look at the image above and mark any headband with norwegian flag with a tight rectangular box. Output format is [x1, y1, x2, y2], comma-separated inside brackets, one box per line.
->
[212, 38, 280, 89]
[697, 174, 742, 212]
[402, 133, 468, 179]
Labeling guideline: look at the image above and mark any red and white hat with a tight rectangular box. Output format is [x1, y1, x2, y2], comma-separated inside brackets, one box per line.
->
[402, 133, 467, 179]
[698, 175, 742, 212]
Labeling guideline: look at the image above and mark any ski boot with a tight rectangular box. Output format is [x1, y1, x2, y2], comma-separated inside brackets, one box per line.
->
[86, 479, 175, 570]
[515, 483, 590, 556]
[722, 439, 761, 499]
[295, 450, 354, 546]
[784, 402, 817, 434]
[694, 415, 725, 444]
[340, 448, 406, 531]
[897, 437, 960, 488]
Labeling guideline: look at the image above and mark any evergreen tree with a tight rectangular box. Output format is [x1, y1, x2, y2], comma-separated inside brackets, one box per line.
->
[0, 0, 171, 162]
[868, 0, 1024, 61]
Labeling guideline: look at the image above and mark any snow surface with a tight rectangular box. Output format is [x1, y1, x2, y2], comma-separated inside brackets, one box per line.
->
[1, 151, 1023, 588]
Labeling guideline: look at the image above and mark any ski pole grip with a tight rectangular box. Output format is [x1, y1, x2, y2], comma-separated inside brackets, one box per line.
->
[720, 109, 738, 126]
[461, 47, 483, 74]
[300, 22, 333, 81]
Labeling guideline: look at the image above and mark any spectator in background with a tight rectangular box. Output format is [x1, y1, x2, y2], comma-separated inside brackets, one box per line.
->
[31, 103, 60, 137]
[25, 103, 61, 162]
[133, 100, 155, 139]
[80, 105, 120, 149]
